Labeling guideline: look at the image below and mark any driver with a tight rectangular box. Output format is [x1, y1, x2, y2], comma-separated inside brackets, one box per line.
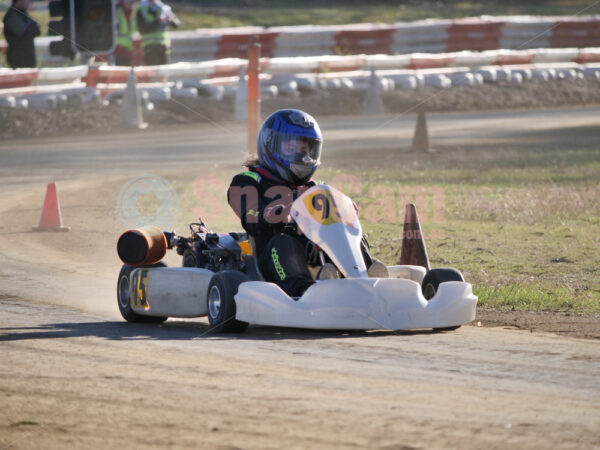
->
[227, 109, 385, 298]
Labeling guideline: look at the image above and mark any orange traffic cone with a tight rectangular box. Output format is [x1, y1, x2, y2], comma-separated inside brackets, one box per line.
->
[32, 183, 70, 232]
[398, 203, 430, 270]
[411, 110, 432, 153]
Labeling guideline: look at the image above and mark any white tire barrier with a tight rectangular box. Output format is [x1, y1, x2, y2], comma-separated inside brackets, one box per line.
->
[3, 47, 600, 94]
[387, 73, 418, 89]
[277, 80, 300, 97]
[423, 74, 452, 88]
[473, 67, 497, 82]
[260, 84, 278, 99]
[511, 72, 524, 84]
[142, 87, 171, 102]
[0, 95, 16, 107]
[3, 61, 600, 109]
[21, 93, 59, 110]
[531, 68, 550, 81]
[171, 87, 198, 99]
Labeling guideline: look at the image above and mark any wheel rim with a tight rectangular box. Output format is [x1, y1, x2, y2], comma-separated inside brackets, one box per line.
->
[208, 285, 222, 319]
[423, 283, 436, 300]
[118, 275, 131, 309]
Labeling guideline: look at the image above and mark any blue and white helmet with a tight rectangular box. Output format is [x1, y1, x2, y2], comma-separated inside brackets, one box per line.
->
[257, 109, 323, 185]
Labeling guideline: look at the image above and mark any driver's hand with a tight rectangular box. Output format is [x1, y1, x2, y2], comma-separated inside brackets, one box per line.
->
[284, 213, 303, 235]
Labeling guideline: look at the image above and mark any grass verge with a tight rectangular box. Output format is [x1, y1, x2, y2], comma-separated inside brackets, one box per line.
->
[165, 138, 599, 313]
[316, 143, 600, 313]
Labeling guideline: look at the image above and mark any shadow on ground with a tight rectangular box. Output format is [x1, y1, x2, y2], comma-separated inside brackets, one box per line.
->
[0, 318, 450, 343]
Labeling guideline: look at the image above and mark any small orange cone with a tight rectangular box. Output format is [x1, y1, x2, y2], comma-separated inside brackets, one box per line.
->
[32, 183, 70, 232]
[398, 203, 430, 270]
[411, 110, 432, 153]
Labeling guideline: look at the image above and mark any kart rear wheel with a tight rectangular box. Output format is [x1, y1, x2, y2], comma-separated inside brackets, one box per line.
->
[421, 267, 465, 331]
[117, 262, 168, 323]
[207, 271, 249, 333]
[182, 249, 198, 267]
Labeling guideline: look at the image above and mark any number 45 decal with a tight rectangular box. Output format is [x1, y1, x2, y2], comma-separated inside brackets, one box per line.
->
[130, 269, 150, 310]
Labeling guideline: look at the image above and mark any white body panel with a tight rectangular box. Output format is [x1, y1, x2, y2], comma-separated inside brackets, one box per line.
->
[235, 278, 477, 330]
[291, 185, 367, 278]
[131, 267, 213, 318]
[387, 265, 427, 283]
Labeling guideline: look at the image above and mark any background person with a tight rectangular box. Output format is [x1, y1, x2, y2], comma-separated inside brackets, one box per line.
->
[136, 0, 179, 66]
[2, 0, 40, 69]
[114, 0, 136, 66]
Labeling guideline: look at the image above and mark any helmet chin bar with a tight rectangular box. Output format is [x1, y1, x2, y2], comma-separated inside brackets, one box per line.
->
[290, 163, 315, 184]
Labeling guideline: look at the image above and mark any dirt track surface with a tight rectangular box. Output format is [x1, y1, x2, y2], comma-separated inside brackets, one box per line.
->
[1, 110, 600, 448]
[2, 296, 600, 450]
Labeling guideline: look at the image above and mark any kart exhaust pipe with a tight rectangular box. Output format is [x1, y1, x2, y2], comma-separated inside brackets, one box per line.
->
[117, 225, 168, 267]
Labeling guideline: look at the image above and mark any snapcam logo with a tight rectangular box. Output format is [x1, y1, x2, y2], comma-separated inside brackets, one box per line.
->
[117, 174, 179, 229]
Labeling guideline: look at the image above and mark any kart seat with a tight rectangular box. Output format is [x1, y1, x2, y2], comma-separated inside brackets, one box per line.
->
[245, 236, 265, 281]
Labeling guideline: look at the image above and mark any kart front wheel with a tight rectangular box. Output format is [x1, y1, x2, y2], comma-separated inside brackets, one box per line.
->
[117, 262, 168, 323]
[207, 271, 249, 333]
[421, 267, 465, 331]
[421, 267, 464, 300]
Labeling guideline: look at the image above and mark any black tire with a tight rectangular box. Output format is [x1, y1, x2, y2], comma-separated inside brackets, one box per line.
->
[117, 262, 168, 323]
[182, 249, 198, 267]
[206, 271, 249, 333]
[421, 267, 464, 331]
[421, 267, 464, 300]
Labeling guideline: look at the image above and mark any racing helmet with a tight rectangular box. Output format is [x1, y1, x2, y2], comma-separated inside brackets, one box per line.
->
[257, 109, 323, 185]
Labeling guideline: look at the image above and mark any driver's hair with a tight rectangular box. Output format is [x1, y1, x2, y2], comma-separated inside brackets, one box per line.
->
[244, 155, 259, 167]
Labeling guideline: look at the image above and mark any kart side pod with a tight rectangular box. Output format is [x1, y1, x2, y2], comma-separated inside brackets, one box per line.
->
[117, 225, 168, 266]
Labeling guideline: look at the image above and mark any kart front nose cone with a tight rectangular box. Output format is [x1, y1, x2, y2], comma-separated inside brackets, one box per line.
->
[234, 278, 477, 330]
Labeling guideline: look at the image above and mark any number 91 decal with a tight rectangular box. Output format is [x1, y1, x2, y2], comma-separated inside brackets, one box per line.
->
[302, 188, 357, 227]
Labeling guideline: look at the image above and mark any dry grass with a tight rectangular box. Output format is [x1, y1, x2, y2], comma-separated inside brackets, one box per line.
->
[166, 128, 600, 312]
[447, 183, 600, 224]
[318, 140, 600, 312]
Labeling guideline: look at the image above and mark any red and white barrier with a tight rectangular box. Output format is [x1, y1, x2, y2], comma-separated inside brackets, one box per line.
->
[446, 19, 504, 52]
[178, 16, 600, 61]
[550, 19, 600, 48]
[2, 15, 600, 66]
[2, 47, 600, 96]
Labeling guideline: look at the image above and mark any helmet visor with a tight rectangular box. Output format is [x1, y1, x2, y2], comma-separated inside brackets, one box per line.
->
[270, 131, 322, 166]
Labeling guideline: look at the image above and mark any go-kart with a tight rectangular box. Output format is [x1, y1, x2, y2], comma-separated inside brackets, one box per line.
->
[116, 184, 477, 332]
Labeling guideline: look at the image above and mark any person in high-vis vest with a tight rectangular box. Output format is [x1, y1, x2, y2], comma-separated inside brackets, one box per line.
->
[113, 0, 136, 66]
[2, 0, 40, 69]
[136, 0, 179, 66]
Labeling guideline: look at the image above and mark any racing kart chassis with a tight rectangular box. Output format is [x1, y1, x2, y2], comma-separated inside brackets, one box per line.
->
[116, 185, 477, 332]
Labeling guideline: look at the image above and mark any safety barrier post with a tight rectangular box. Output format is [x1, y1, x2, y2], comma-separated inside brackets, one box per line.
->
[83, 65, 100, 88]
[247, 37, 261, 155]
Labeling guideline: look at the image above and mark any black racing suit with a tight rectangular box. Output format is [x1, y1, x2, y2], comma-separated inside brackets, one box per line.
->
[227, 166, 373, 298]
[2, 6, 40, 69]
[228, 166, 316, 297]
